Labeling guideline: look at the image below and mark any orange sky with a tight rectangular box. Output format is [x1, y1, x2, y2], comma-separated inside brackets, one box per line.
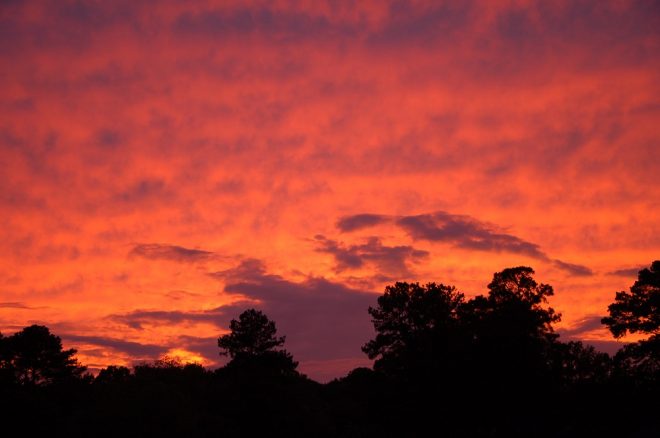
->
[1, 0, 659, 381]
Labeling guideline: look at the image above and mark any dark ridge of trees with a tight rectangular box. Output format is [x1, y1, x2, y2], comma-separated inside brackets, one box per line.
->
[1, 263, 659, 437]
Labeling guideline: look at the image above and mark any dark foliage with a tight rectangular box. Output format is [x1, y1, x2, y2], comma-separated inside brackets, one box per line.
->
[1, 265, 659, 437]
[602, 260, 660, 337]
[0, 324, 86, 386]
[218, 308, 299, 377]
[362, 281, 465, 378]
[218, 308, 287, 357]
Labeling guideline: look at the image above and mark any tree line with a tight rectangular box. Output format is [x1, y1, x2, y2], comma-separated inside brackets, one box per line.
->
[1, 262, 658, 437]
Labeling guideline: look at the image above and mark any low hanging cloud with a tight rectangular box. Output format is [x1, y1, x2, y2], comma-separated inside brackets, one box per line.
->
[551, 259, 594, 277]
[607, 266, 644, 278]
[210, 259, 377, 365]
[396, 212, 547, 259]
[109, 307, 236, 331]
[0, 302, 34, 309]
[108, 259, 377, 380]
[314, 235, 428, 277]
[63, 334, 169, 358]
[336, 214, 390, 232]
[556, 315, 627, 356]
[129, 243, 214, 263]
[337, 211, 593, 276]
[557, 315, 606, 338]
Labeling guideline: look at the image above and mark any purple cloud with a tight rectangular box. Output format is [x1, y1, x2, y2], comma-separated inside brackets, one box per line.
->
[109, 306, 242, 330]
[607, 266, 644, 277]
[314, 235, 428, 277]
[129, 243, 214, 263]
[337, 211, 596, 277]
[211, 259, 377, 365]
[63, 334, 169, 358]
[552, 259, 594, 277]
[336, 214, 390, 232]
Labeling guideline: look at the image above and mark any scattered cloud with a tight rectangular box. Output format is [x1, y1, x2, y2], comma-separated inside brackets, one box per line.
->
[396, 212, 548, 259]
[336, 211, 597, 277]
[63, 334, 169, 358]
[552, 259, 594, 277]
[129, 244, 214, 263]
[558, 315, 605, 338]
[314, 235, 428, 277]
[109, 306, 234, 330]
[607, 267, 644, 277]
[336, 214, 389, 232]
[0, 302, 36, 309]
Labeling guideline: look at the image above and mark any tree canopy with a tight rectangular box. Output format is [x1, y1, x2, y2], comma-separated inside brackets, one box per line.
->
[0, 324, 86, 385]
[602, 260, 660, 338]
[2, 266, 660, 436]
[218, 308, 298, 376]
[362, 267, 562, 383]
[218, 308, 287, 357]
[362, 282, 464, 376]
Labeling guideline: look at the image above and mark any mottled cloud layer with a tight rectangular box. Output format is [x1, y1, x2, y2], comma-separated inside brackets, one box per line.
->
[1, 0, 658, 379]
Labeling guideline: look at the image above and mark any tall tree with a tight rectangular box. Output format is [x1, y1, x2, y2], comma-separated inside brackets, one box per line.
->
[602, 261, 660, 338]
[218, 309, 286, 357]
[466, 266, 560, 340]
[462, 267, 561, 383]
[218, 309, 298, 376]
[362, 282, 465, 377]
[0, 325, 86, 385]
[603, 261, 660, 383]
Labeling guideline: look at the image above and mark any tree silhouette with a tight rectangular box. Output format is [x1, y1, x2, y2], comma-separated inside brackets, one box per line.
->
[3, 267, 660, 436]
[362, 282, 465, 378]
[218, 309, 298, 376]
[603, 261, 660, 386]
[602, 260, 660, 338]
[462, 267, 561, 388]
[464, 266, 560, 344]
[219, 309, 287, 357]
[0, 324, 86, 385]
[550, 341, 611, 386]
[95, 365, 132, 385]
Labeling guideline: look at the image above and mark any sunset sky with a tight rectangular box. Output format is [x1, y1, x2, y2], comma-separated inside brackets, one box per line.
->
[1, 0, 658, 381]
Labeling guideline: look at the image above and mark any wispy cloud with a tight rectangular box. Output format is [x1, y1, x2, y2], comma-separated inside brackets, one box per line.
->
[607, 267, 644, 277]
[63, 334, 169, 358]
[129, 244, 214, 263]
[314, 235, 428, 277]
[336, 211, 594, 276]
[552, 259, 594, 277]
[0, 302, 35, 309]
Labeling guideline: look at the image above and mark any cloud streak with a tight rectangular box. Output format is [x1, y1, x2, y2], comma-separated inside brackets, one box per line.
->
[337, 211, 593, 276]
[129, 244, 214, 263]
[314, 235, 428, 277]
[63, 334, 169, 358]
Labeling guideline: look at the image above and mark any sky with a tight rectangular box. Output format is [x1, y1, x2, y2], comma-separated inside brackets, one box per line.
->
[1, 0, 659, 382]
